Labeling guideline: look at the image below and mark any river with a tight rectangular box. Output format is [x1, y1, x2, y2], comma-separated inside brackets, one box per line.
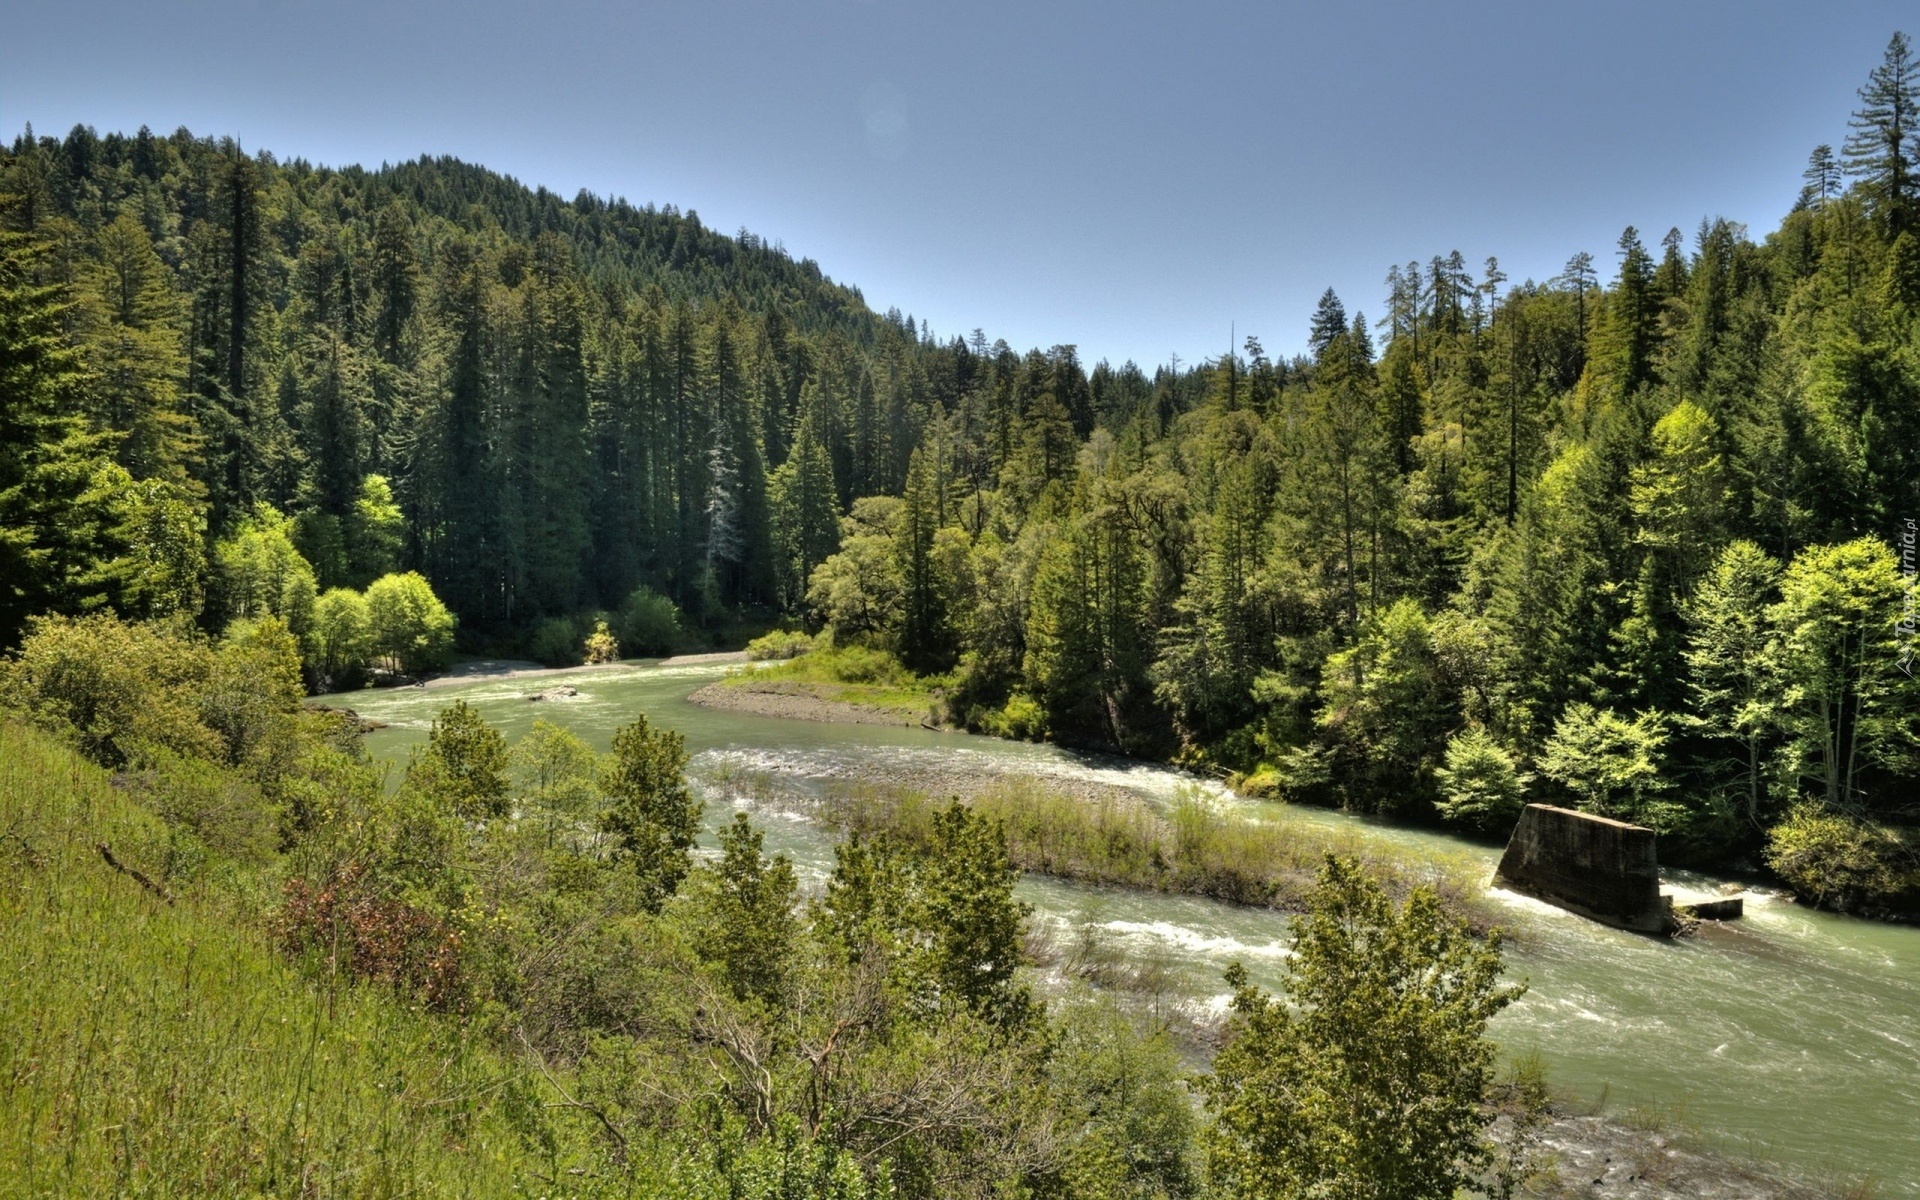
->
[343, 660, 1920, 1194]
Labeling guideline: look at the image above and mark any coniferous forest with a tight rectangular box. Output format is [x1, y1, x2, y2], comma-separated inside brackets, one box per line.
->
[8, 37, 1920, 912]
[4, 25, 1920, 1200]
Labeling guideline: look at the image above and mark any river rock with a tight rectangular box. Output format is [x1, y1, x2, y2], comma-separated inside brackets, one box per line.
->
[528, 685, 579, 701]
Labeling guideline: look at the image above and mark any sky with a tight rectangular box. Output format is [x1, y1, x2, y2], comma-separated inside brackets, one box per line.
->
[4, 0, 1914, 366]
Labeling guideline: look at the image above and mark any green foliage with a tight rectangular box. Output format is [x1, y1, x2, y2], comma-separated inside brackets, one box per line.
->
[601, 713, 700, 911]
[1315, 598, 1452, 812]
[615, 586, 685, 657]
[1199, 856, 1521, 1200]
[1435, 727, 1530, 833]
[205, 615, 307, 765]
[697, 813, 799, 1006]
[311, 585, 373, 690]
[0, 231, 118, 650]
[746, 627, 817, 659]
[1770, 538, 1915, 809]
[1049, 995, 1198, 1199]
[0, 612, 221, 766]
[0, 610, 309, 779]
[213, 503, 318, 638]
[807, 497, 905, 642]
[530, 613, 589, 667]
[1765, 803, 1919, 912]
[976, 692, 1047, 740]
[1537, 703, 1680, 831]
[1683, 541, 1784, 823]
[510, 717, 605, 838]
[821, 800, 1034, 1031]
[365, 570, 456, 674]
[584, 618, 620, 664]
[407, 699, 511, 819]
[346, 473, 405, 585]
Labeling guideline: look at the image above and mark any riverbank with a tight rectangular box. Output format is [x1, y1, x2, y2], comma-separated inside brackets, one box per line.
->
[688, 645, 948, 727]
[1520, 1110, 1866, 1200]
[702, 760, 1500, 932]
[313, 651, 754, 698]
[343, 660, 1920, 1196]
[688, 679, 935, 726]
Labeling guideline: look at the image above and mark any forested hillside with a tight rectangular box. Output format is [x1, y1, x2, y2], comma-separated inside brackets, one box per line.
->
[5, 35, 1920, 908]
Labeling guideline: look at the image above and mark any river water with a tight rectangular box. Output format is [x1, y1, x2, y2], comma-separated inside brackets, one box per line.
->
[344, 661, 1920, 1193]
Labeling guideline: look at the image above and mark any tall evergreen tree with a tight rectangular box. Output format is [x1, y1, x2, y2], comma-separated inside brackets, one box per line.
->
[1843, 31, 1920, 236]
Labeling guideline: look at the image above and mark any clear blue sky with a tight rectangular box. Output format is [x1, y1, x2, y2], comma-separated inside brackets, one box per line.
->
[5, 1, 1912, 366]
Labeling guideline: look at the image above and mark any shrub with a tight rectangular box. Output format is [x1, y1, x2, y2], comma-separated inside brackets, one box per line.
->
[274, 862, 465, 1009]
[528, 614, 587, 667]
[583, 618, 620, 664]
[405, 699, 510, 820]
[746, 628, 816, 660]
[1199, 857, 1521, 1200]
[1435, 728, 1530, 833]
[364, 571, 456, 675]
[204, 616, 307, 766]
[0, 613, 221, 767]
[819, 645, 911, 686]
[1765, 803, 1918, 913]
[976, 693, 1046, 740]
[615, 587, 684, 657]
[127, 746, 279, 864]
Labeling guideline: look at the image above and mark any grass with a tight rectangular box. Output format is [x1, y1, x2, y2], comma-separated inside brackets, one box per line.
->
[721, 645, 948, 722]
[0, 720, 565, 1198]
[814, 777, 1501, 931]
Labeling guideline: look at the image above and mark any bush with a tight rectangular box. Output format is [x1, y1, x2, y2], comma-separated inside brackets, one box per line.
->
[126, 746, 279, 864]
[1435, 728, 1530, 833]
[976, 692, 1046, 740]
[204, 617, 307, 766]
[583, 618, 620, 664]
[1765, 803, 1919, 913]
[615, 587, 684, 657]
[364, 571, 456, 675]
[817, 645, 912, 686]
[274, 862, 465, 1010]
[746, 628, 816, 660]
[529, 614, 588, 667]
[0, 613, 222, 767]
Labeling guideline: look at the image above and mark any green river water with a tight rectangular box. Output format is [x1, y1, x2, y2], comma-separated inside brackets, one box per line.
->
[343, 660, 1920, 1193]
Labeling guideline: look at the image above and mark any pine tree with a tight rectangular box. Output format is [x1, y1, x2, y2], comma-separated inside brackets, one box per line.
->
[0, 232, 119, 646]
[770, 426, 840, 613]
[1801, 144, 1842, 209]
[895, 442, 951, 672]
[1307, 288, 1348, 360]
[1378, 351, 1424, 475]
[77, 213, 195, 481]
[601, 713, 700, 913]
[369, 202, 417, 368]
[1842, 32, 1920, 236]
[1560, 251, 1597, 344]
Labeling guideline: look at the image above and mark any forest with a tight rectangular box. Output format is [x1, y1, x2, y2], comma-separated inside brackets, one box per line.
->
[6, 38, 1920, 922]
[7, 22, 1920, 1200]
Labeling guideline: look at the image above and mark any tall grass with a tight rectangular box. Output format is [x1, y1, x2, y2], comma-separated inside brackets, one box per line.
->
[820, 779, 1500, 930]
[726, 644, 947, 719]
[0, 721, 562, 1198]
